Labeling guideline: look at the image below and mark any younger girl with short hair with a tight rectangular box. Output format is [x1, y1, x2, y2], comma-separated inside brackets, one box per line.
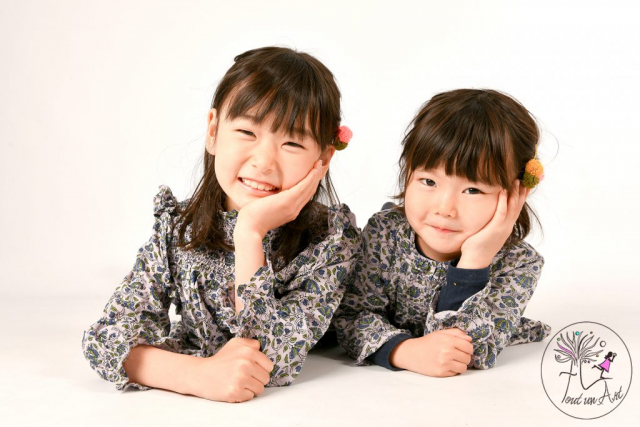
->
[333, 89, 550, 377]
[82, 46, 360, 402]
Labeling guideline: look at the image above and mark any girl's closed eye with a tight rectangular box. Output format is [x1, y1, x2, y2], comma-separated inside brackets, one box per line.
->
[238, 129, 255, 137]
[285, 141, 304, 149]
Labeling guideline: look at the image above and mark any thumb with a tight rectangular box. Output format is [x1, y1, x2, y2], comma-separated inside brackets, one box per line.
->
[246, 338, 262, 350]
[235, 337, 261, 350]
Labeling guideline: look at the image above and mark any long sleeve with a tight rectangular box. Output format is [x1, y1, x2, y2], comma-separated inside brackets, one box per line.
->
[81, 186, 182, 390]
[424, 242, 551, 369]
[436, 262, 490, 312]
[229, 205, 360, 387]
[332, 214, 412, 365]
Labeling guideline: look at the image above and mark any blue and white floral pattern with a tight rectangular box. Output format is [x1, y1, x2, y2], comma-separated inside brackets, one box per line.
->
[333, 209, 550, 369]
[82, 186, 360, 390]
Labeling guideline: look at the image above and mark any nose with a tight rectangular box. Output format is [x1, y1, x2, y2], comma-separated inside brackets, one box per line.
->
[434, 191, 457, 218]
[250, 141, 277, 174]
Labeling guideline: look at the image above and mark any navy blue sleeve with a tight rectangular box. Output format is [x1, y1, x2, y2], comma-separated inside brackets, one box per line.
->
[367, 333, 413, 371]
[437, 260, 490, 312]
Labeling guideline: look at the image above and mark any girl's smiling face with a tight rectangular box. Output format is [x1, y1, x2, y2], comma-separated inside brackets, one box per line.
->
[404, 166, 502, 262]
[206, 107, 332, 211]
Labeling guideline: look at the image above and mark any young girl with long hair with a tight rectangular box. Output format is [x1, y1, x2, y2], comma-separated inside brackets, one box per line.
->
[82, 46, 360, 402]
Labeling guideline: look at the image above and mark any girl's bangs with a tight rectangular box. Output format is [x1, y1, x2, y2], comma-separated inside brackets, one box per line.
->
[223, 80, 322, 144]
[410, 122, 511, 188]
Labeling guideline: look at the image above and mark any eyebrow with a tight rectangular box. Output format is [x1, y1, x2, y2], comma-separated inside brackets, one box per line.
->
[236, 114, 313, 140]
[414, 168, 493, 186]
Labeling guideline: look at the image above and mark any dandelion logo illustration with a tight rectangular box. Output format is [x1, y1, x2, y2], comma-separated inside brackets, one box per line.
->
[541, 322, 632, 419]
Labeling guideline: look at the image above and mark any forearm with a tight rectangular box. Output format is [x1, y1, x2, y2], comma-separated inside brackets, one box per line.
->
[123, 344, 197, 395]
[233, 230, 266, 313]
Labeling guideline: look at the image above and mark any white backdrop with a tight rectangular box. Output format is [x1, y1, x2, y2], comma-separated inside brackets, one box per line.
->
[1, 0, 639, 425]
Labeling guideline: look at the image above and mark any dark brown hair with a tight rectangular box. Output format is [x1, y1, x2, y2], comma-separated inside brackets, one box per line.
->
[396, 89, 541, 243]
[177, 47, 342, 267]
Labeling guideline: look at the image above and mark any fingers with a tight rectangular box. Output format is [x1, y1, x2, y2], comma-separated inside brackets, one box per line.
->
[302, 160, 324, 199]
[503, 181, 529, 230]
[440, 328, 472, 341]
[480, 189, 508, 234]
[436, 329, 473, 356]
[231, 388, 255, 403]
[250, 362, 271, 385]
[298, 159, 324, 197]
[511, 181, 527, 212]
[508, 181, 520, 212]
[245, 350, 272, 386]
[280, 159, 323, 209]
[455, 339, 474, 355]
[449, 359, 469, 374]
[453, 348, 473, 365]
[243, 376, 266, 397]
[232, 338, 274, 379]
[253, 351, 275, 375]
[495, 188, 509, 221]
[439, 329, 474, 354]
[232, 337, 261, 350]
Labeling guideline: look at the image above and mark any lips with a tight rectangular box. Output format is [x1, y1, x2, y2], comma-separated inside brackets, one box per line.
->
[239, 177, 279, 192]
[429, 224, 457, 233]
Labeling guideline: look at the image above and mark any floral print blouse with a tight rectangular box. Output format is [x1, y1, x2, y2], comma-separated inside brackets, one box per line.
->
[332, 208, 551, 369]
[82, 186, 360, 390]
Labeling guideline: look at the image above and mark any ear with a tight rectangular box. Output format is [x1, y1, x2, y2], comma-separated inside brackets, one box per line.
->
[205, 108, 218, 155]
[319, 145, 336, 177]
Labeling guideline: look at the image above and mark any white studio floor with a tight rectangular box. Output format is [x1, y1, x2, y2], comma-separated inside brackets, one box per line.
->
[1, 288, 638, 427]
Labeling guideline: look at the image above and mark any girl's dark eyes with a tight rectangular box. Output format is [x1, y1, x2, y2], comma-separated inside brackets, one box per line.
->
[419, 178, 483, 194]
[464, 188, 483, 195]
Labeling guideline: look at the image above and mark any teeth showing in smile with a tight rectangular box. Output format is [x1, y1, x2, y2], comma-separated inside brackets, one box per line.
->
[241, 178, 276, 191]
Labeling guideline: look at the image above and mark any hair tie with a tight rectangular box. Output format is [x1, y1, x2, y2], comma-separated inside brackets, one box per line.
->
[333, 126, 352, 150]
[522, 158, 544, 188]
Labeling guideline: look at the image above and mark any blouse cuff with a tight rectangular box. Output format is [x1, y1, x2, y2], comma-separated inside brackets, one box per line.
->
[437, 262, 490, 312]
[354, 328, 412, 365]
[232, 264, 276, 338]
[367, 333, 413, 371]
[84, 332, 183, 391]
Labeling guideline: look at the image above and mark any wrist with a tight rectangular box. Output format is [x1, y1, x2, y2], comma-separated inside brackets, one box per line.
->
[182, 355, 204, 396]
[389, 338, 413, 369]
[235, 212, 268, 240]
[233, 222, 264, 246]
[124, 345, 200, 396]
[457, 254, 491, 270]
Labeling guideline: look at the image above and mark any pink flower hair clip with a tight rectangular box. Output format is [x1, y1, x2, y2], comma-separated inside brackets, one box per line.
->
[334, 125, 352, 151]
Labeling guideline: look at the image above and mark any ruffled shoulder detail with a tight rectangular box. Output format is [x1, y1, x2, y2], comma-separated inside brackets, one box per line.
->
[153, 185, 179, 217]
[367, 208, 410, 238]
[327, 203, 359, 237]
[372, 206, 405, 223]
[272, 203, 361, 283]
